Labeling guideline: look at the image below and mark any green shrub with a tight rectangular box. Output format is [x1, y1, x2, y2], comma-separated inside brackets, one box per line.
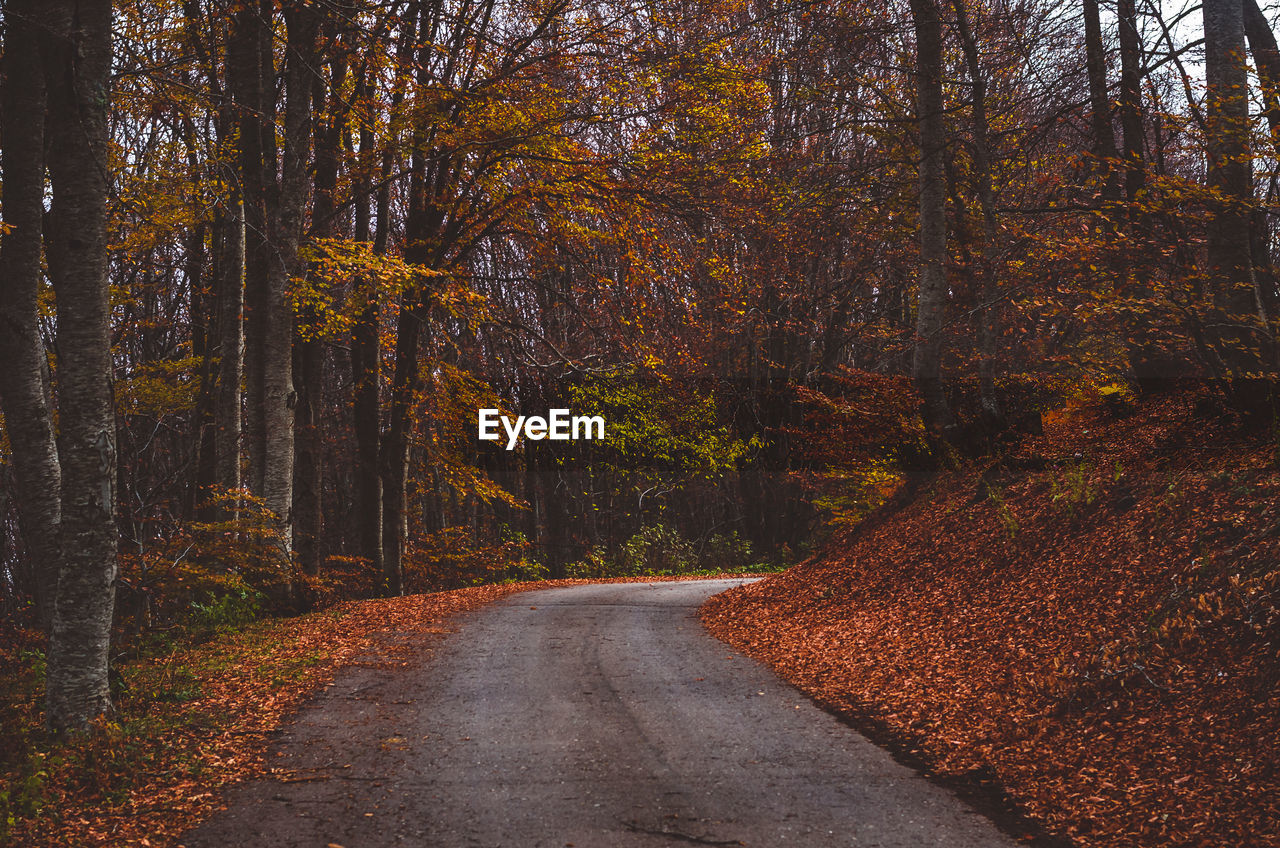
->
[566, 525, 776, 577]
[188, 582, 264, 631]
[616, 525, 698, 575]
[984, 483, 1019, 540]
[701, 531, 757, 572]
[565, 547, 612, 579]
[567, 525, 701, 577]
[0, 756, 47, 837]
[1050, 460, 1099, 518]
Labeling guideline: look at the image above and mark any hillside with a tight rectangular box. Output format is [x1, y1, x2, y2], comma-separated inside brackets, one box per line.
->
[703, 392, 1280, 847]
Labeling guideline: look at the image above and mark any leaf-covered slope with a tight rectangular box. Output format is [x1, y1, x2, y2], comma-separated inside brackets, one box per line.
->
[703, 394, 1280, 847]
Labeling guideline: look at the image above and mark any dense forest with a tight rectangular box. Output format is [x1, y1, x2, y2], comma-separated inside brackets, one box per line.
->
[1, 0, 1277, 739]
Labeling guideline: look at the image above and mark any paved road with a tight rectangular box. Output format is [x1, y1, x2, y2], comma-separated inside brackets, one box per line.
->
[184, 580, 1019, 847]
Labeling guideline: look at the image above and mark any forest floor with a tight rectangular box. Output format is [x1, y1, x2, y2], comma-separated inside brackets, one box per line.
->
[0, 574, 759, 847]
[703, 391, 1280, 847]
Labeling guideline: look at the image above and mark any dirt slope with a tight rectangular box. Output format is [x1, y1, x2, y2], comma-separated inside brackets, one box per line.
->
[703, 393, 1280, 847]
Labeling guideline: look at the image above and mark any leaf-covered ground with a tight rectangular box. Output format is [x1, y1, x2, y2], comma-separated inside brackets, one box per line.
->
[703, 394, 1280, 847]
[1, 574, 758, 847]
[2, 584, 537, 847]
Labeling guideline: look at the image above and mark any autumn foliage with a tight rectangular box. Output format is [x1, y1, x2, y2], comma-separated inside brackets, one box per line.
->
[2, 0, 1280, 840]
[704, 390, 1280, 846]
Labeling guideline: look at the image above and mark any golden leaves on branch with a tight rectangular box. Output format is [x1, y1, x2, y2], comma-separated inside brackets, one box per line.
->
[293, 238, 480, 341]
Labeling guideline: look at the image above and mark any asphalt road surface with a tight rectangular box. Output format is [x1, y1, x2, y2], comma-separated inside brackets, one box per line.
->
[183, 579, 1020, 847]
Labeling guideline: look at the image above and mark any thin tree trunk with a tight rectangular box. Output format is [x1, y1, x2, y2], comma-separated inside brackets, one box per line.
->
[380, 276, 425, 595]
[1118, 0, 1145, 204]
[189, 196, 215, 521]
[0, 0, 60, 631]
[379, 4, 428, 597]
[380, 298, 421, 597]
[215, 197, 246, 519]
[1243, 0, 1280, 325]
[1245, 0, 1280, 150]
[295, 25, 347, 577]
[1112, 0, 1168, 387]
[41, 0, 117, 733]
[349, 7, 420, 583]
[179, 92, 212, 522]
[351, 70, 385, 581]
[953, 0, 1005, 432]
[909, 0, 954, 433]
[179, 15, 223, 521]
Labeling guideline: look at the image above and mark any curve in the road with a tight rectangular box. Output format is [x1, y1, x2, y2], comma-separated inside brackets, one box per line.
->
[182, 579, 1020, 847]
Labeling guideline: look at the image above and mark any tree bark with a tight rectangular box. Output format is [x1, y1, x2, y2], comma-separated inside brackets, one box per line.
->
[908, 0, 954, 433]
[1118, 0, 1146, 204]
[190, 202, 215, 521]
[380, 290, 423, 596]
[295, 21, 347, 577]
[1244, 0, 1280, 327]
[0, 0, 60, 631]
[1245, 0, 1280, 150]
[953, 0, 1005, 432]
[233, 0, 299, 553]
[249, 3, 317, 556]
[215, 196, 246, 519]
[379, 5, 429, 597]
[230, 0, 275, 519]
[180, 0, 225, 524]
[41, 0, 117, 733]
[1109, 0, 1167, 387]
[1204, 0, 1268, 383]
[1082, 0, 1120, 199]
[351, 68, 385, 581]
[381, 255, 426, 596]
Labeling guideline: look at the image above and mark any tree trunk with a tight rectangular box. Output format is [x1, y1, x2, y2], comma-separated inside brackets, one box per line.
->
[41, 0, 117, 733]
[379, 6, 430, 597]
[215, 196, 246, 520]
[351, 71, 385, 581]
[376, 267, 422, 596]
[909, 0, 954, 432]
[1243, 0, 1280, 325]
[1204, 0, 1268, 385]
[1117, 0, 1145, 204]
[0, 0, 60, 632]
[1111, 0, 1170, 387]
[953, 0, 1005, 432]
[180, 3, 223, 524]
[1245, 0, 1280, 149]
[380, 288, 424, 596]
[230, 0, 275, 521]
[190, 207, 215, 521]
[250, 3, 317, 556]
[1082, 0, 1120, 199]
[294, 18, 344, 578]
